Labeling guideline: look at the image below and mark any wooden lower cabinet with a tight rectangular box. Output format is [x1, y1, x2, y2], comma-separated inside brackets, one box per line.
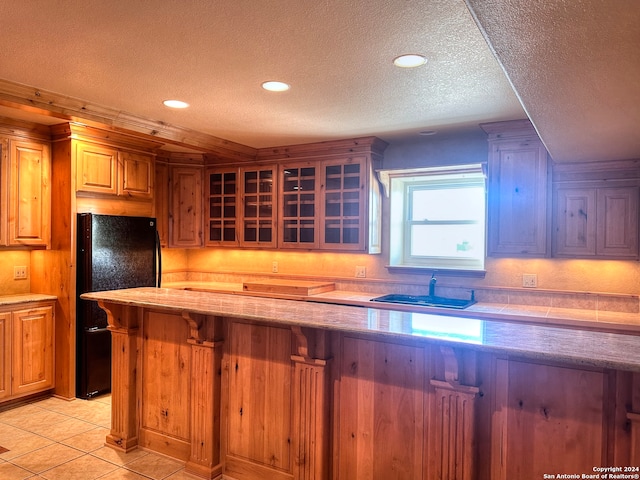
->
[0, 302, 55, 404]
[99, 305, 640, 480]
[0, 312, 10, 400]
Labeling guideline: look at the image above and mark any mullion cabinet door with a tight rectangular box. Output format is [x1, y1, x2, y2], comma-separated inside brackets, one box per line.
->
[240, 166, 277, 247]
[278, 163, 318, 249]
[320, 157, 365, 250]
[205, 168, 239, 246]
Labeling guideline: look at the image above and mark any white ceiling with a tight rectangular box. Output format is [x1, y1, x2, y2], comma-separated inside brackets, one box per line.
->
[0, 1, 637, 162]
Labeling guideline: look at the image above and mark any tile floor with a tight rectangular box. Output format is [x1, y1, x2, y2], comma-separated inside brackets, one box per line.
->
[0, 395, 200, 480]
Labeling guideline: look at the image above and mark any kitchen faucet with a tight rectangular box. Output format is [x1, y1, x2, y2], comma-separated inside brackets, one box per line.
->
[429, 273, 437, 297]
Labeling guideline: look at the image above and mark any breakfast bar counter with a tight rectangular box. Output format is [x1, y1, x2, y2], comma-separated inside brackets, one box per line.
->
[82, 287, 640, 480]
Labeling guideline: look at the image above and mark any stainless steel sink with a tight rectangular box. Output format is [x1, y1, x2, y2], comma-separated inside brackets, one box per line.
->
[370, 293, 476, 309]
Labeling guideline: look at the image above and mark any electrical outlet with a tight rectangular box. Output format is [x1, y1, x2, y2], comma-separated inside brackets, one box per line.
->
[522, 273, 537, 288]
[272, 261, 278, 273]
[14, 266, 27, 279]
[355, 266, 366, 278]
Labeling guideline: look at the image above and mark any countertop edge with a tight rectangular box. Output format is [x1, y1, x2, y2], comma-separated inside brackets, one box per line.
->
[82, 287, 640, 373]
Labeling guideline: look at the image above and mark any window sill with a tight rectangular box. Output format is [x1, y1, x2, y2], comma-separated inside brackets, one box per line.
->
[385, 265, 486, 278]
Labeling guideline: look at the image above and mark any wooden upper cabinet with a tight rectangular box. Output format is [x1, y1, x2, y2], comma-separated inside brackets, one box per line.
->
[554, 187, 597, 256]
[205, 167, 239, 246]
[120, 151, 153, 199]
[75, 141, 154, 199]
[320, 157, 367, 250]
[276, 154, 382, 252]
[483, 120, 550, 257]
[597, 186, 639, 257]
[1, 139, 51, 247]
[553, 160, 640, 259]
[240, 165, 277, 248]
[279, 161, 319, 249]
[169, 165, 203, 248]
[76, 142, 118, 195]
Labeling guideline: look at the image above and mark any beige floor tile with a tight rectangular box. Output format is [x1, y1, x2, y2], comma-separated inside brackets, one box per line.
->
[0, 408, 71, 432]
[0, 404, 43, 423]
[165, 469, 207, 479]
[39, 453, 119, 480]
[98, 467, 149, 479]
[60, 427, 110, 453]
[66, 401, 112, 426]
[0, 460, 34, 480]
[91, 445, 149, 466]
[124, 452, 183, 479]
[27, 417, 97, 442]
[0, 430, 54, 461]
[10, 443, 83, 474]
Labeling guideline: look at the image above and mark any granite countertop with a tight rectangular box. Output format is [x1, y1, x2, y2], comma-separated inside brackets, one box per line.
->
[164, 281, 640, 333]
[0, 293, 57, 306]
[82, 287, 640, 372]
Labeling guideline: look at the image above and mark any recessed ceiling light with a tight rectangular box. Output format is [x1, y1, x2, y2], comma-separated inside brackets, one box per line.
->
[419, 130, 437, 136]
[163, 99, 190, 109]
[262, 81, 290, 92]
[393, 54, 427, 68]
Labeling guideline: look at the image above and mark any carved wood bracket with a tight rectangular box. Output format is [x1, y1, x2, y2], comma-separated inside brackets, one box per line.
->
[291, 325, 330, 365]
[434, 345, 480, 395]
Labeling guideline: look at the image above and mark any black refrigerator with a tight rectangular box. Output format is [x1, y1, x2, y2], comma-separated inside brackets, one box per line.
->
[76, 213, 161, 399]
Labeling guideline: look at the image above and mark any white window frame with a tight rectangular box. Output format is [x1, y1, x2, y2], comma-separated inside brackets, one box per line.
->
[379, 164, 487, 273]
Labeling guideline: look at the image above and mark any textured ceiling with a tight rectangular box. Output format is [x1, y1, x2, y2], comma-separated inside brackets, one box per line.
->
[0, 1, 637, 163]
[0, 0, 524, 149]
[466, 0, 640, 162]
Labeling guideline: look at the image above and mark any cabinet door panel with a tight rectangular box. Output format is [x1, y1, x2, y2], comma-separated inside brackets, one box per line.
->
[11, 306, 54, 396]
[493, 359, 607, 479]
[240, 166, 277, 247]
[205, 168, 239, 246]
[76, 142, 118, 195]
[554, 187, 597, 256]
[8, 140, 51, 246]
[0, 312, 10, 399]
[278, 163, 318, 249]
[120, 151, 153, 198]
[169, 166, 203, 247]
[488, 139, 549, 256]
[320, 157, 366, 250]
[597, 186, 639, 257]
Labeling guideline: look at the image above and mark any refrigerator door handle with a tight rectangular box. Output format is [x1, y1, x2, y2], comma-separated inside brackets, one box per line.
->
[156, 230, 162, 288]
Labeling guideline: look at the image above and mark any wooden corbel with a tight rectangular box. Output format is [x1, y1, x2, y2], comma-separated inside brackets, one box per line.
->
[182, 311, 205, 344]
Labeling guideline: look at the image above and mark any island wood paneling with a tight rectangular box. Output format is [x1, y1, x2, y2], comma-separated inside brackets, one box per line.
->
[224, 321, 293, 480]
[491, 359, 611, 479]
[336, 336, 426, 480]
[139, 311, 192, 459]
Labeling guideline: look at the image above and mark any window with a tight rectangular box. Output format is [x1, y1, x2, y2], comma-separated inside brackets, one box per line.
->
[381, 164, 486, 272]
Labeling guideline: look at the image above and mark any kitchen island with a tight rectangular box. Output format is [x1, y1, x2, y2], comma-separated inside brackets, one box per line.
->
[82, 287, 640, 480]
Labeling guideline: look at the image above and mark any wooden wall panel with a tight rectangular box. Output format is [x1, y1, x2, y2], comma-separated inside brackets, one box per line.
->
[337, 336, 425, 480]
[493, 359, 607, 479]
[226, 321, 292, 476]
[140, 312, 192, 444]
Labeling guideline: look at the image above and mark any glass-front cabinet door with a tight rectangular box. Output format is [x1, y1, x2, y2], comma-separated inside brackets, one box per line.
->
[279, 163, 318, 248]
[321, 157, 366, 250]
[206, 168, 238, 246]
[241, 166, 277, 247]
